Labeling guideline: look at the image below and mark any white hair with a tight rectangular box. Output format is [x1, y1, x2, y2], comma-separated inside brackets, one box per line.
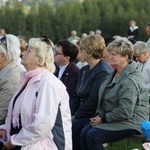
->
[0, 34, 21, 63]
[28, 38, 55, 73]
[134, 41, 148, 54]
[113, 35, 122, 39]
[72, 30, 77, 34]
[95, 30, 102, 35]
[82, 33, 87, 38]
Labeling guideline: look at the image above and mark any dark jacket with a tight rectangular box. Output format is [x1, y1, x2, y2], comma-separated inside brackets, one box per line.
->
[128, 26, 139, 41]
[54, 62, 80, 98]
[70, 59, 112, 119]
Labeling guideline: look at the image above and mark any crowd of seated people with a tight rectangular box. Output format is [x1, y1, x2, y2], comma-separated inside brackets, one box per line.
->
[0, 22, 150, 150]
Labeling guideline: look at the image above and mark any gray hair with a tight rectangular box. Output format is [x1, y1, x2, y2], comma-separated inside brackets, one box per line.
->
[134, 41, 148, 54]
[95, 30, 102, 35]
[0, 34, 21, 63]
[71, 30, 77, 34]
[28, 38, 55, 73]
[107, 37, 134, 61]
[82, 33, 87, 38]
[113, 35, 122, 39]
[145, 22, 150, 28]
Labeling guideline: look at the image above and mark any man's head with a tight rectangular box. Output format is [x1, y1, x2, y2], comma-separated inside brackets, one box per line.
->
[145, 22, 150, 36]
[0, 28, 6, 38]
[54, 40, 78, 66]
[89, 30, 95, 35]
[95, 30, 102, 35]
[71, 30, 77, 37]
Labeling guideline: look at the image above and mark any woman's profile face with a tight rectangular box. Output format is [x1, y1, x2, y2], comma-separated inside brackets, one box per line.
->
[80, 48, 90, 62]
[130, 21, 135, 27]
[134, 51, 149, 63]
[109, 50, 126, 68]
[77, 49, 84, 62]
[145, 26, 150, 36]
[21, 46, 40, 71]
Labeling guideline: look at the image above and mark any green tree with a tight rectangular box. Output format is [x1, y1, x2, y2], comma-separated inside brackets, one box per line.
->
[26, 2, 39, 38]
[98, 0, 116, 38]
[1, 0, 150, 41]
[54, 1, 82, 42]
[0, 3, 26, 35]
[81, 0, 100, 34]
[35, 2, 55, 42]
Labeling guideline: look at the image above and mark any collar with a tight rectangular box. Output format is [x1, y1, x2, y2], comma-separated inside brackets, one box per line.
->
[0, 63, 17, 80]
[21, 67, 48, 83]
[130, 26, 138, 31]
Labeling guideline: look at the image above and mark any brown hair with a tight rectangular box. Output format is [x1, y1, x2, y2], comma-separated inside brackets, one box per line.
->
[80, 35, 106, 59]
[19, 38, 27, 53]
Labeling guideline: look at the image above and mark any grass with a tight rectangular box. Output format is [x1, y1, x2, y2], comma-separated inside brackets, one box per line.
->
[105, 138, 143, 150]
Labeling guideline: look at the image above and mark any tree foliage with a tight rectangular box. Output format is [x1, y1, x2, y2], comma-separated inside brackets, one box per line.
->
[0, 0, 150, 43]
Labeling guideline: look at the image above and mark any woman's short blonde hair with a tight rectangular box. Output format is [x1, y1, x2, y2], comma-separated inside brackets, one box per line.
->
[107, 37, 134, 61]
[28, 38, 55, 73]
[80, 35, 106, 59]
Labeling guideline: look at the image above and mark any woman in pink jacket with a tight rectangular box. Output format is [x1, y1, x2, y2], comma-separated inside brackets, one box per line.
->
[0, 38, 72, 150]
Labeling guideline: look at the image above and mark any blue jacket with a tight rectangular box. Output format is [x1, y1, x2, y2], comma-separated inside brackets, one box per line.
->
[70, 59, 112, 118]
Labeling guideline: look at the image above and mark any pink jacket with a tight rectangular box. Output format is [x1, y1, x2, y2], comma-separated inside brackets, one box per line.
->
[0, 68, 72, 150]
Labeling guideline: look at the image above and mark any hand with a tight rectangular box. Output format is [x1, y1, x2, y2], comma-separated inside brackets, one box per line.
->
[71, 115, 76, 121]
[0, 129, 7, 141]
[90, 116, 102, 126]
[130, 35, 134, 39]
[3, 141, 13, 149]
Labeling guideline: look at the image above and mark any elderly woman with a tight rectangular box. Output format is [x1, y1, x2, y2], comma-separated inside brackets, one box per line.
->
[134, 41, 150, 92]
[76, 40, 88, 69]
[0, 38, 72, 149]
[0, 34, 22, 125]
[70, 35, 112, 150]
[80, 37, 149, 150]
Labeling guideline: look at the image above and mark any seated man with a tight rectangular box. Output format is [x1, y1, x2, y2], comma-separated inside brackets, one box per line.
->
[54, 40, 80, 99]
[68, 30, 80, 43]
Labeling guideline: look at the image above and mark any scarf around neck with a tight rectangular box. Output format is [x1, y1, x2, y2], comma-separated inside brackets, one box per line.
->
[11, 67, 48, 128]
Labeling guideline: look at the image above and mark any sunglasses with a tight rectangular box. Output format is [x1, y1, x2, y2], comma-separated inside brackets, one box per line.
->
[0, 36, 7, 50]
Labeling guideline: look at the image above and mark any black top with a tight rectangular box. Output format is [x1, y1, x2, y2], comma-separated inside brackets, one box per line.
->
[70, 59, 112, 118]
[10, 81, 29, 136]
[128, 27, 139, 41]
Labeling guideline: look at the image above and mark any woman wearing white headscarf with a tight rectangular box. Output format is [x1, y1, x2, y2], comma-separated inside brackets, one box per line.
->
[0, 34, 22, 125]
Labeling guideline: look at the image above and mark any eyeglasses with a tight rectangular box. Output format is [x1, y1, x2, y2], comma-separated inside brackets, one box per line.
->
[0, 36, 7, 50]
[54, 50, 64, 56]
